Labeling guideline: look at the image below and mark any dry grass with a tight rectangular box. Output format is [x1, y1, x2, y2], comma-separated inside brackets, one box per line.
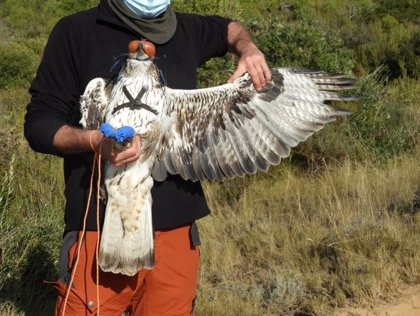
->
[0, 302, 24, 316]
[197, 146, 420, 315]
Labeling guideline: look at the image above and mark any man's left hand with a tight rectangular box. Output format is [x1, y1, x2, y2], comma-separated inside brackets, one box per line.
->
[228, 44, 271, 90]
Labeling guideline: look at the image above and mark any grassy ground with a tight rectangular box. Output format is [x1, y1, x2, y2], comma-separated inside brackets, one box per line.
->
[198, 147, 420, 315]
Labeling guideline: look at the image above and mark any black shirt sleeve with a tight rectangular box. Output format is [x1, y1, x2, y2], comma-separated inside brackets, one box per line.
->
[24, 17, 82, 156]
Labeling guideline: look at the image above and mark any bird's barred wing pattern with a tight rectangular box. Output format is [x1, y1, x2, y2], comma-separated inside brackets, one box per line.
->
[79, 78, 111, 130]
[153, 67, 356, 182]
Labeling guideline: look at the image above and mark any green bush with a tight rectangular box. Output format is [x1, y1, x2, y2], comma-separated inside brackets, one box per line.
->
[349, 69, 419, 159]
[0, 0, 97, 38]
[0, 41, 37, 89]
[276, 0, 420, 79]
[252, 18, 354, 73]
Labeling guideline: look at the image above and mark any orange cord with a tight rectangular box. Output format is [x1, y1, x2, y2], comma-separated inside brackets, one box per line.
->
[89, 131, 98, 153]
[61, 135, 102, 316]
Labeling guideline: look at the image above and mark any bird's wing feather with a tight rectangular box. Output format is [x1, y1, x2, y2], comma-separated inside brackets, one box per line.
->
[79, 78, 111, 129]
[154, 67, 356, 182]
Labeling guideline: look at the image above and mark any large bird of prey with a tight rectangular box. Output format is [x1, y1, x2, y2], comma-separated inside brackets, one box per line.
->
[80, 40, 356, 276]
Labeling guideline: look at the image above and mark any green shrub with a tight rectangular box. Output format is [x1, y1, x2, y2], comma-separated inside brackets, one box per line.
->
[349, 69, 419, 159]
[250, 18, 355, 73]
[0, 0, 97, 38]
[0, 41, 37, 89]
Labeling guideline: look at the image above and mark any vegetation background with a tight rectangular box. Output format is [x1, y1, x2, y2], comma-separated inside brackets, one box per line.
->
[0, 0, 419, 315]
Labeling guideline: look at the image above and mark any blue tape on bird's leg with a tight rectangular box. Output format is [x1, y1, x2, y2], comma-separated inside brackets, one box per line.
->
[100, 123, 116, 138]
[114, 126, 135, 143]
[100, 123, 134, 143]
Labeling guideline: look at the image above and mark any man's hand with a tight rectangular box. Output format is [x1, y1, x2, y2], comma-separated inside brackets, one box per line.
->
[227, 22, 272, 90]
[228, 43, 271, 90]
[53, 125, 142, 167]
[90, 130, 141, 167]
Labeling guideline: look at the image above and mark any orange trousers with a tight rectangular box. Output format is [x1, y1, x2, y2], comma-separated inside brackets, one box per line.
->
[54, 225, 199, 316]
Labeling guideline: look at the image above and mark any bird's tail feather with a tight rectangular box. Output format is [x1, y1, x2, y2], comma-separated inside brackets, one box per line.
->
[99, 163, 155, 276]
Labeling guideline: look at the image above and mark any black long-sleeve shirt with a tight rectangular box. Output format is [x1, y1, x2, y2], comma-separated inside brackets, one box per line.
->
[24, 0, 230, 231]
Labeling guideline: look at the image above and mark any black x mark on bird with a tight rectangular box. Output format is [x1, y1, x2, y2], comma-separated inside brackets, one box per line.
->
[112, 86, 158, 115]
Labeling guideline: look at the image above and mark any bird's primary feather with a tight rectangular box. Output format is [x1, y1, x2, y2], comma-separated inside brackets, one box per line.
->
[80, 41, 356, 276]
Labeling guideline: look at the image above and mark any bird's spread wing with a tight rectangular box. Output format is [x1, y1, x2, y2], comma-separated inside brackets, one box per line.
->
[152, 67, 356, 182]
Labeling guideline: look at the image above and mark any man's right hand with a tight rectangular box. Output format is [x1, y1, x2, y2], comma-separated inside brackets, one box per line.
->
[90, 130, 141, 167]
[53, 125, 142, 167]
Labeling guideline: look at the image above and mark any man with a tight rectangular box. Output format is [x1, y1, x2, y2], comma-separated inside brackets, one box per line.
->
[24, 0, 271, 314]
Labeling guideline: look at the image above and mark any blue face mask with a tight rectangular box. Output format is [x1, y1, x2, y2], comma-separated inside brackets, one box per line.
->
[123, 0, 171, 19]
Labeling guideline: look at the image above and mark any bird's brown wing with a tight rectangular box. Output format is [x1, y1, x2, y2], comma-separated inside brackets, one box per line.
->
[152, 68, 356, 182]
